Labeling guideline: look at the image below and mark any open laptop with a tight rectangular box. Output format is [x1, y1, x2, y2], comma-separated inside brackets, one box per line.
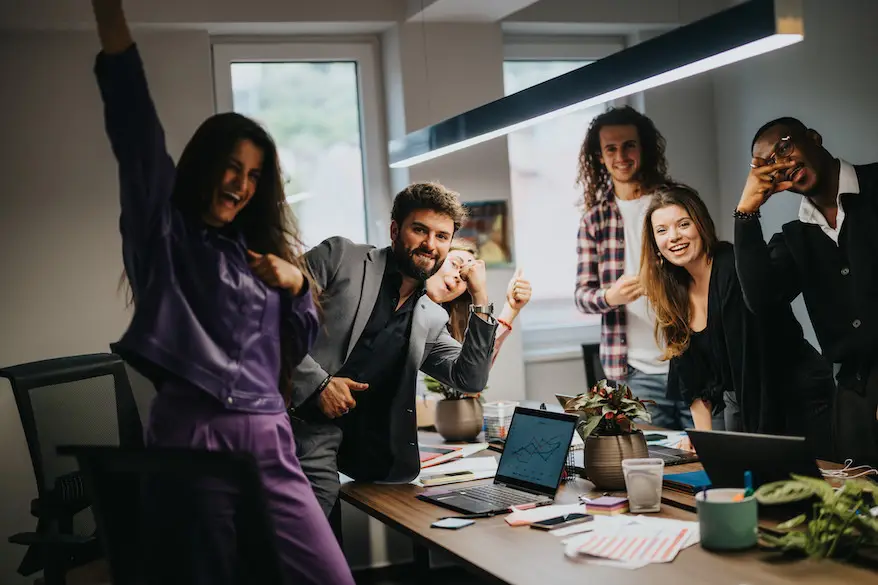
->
[555, 394, 699, 466]
[417, 407, 577, 515]
[687, 429, 823, 488]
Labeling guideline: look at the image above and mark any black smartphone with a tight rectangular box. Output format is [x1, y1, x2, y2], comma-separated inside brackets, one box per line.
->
[643, 433, 667, 442]
[529, 513, 593, 531]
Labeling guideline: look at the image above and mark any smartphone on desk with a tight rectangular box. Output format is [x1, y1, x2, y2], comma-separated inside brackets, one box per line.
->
[529, 513, 593, 531]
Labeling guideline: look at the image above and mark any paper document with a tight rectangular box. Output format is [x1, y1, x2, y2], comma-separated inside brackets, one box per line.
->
[411, 456, 497, 486]
[562, 514, 699, 569]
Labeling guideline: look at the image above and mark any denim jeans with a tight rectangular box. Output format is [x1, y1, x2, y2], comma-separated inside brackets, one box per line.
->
[622, 366, 694, 431]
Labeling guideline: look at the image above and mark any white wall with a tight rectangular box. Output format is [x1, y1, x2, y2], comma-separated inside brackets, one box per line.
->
[0, 30, 213, 584]
[712, 0, 878, 347]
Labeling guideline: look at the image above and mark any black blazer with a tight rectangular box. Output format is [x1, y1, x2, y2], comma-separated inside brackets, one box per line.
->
[668, 242, 834, 437]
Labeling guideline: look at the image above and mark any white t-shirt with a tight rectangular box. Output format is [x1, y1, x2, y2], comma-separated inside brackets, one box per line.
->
[615, 196, 667, 374]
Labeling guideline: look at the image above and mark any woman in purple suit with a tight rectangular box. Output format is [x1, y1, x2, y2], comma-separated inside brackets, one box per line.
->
[90, 1, 354, 584]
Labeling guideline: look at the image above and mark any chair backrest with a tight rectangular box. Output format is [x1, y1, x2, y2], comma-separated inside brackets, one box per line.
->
[0, 353, 143, 497]
[58, 445, 284, 585]
[581, 343, 606, 389]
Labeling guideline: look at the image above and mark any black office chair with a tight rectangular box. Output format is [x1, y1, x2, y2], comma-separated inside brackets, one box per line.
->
[57, 445, 284, 585]
[581, 343, 606, 389]
[1, 352, 143, 585]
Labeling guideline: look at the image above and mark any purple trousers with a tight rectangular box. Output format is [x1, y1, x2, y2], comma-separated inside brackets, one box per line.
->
[144, 388, 355, 585]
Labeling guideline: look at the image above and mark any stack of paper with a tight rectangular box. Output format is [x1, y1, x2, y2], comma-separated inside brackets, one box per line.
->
[411, 456, 497, 487]
[562, 515, 699, 570]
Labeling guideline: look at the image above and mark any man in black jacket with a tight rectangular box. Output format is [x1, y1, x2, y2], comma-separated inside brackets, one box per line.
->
[733, 116, 878, 466]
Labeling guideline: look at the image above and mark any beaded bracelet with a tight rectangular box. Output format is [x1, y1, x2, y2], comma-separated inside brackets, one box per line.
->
[733, 208, 761, 221]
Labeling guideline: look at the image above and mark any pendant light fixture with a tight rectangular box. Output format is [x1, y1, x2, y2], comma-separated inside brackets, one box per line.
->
[389, 0, 803, 168]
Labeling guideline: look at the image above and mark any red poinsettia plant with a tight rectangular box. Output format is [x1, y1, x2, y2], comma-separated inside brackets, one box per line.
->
[563, 379, 654, 437]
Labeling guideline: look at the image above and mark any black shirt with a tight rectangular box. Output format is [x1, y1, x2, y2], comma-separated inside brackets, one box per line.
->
[734, 162, 878, 380]
[668, 243, 835, 437]
[335, 253, 426, 480]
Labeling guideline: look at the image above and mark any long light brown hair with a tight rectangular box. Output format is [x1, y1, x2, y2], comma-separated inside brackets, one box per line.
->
[441, 239, 479, 343]
[640, 183, 719, 360]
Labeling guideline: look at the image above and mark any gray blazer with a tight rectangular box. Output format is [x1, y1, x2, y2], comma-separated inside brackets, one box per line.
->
[291, 236, 497, 482]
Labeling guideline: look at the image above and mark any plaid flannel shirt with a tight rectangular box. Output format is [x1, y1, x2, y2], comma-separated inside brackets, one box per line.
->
[574, 189, 629, 381]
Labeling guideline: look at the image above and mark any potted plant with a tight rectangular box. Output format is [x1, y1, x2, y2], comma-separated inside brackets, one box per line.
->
[564, 379, 654, 489]
[424, 375, 484, 442]
[755, 474, 878, 560]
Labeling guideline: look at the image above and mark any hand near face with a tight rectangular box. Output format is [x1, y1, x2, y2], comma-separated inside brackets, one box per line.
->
[460, 259, 488, 305]
[505, 268, 532, 310]
[247, 250, 305, 295]
[318, 377, 369, 419]
[605, 274, 644, 307]
[736, 158, 797, 214]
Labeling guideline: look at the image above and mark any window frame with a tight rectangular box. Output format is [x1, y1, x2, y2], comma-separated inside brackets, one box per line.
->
[502, 36, 626, 362]
[211, 41, 391, 247]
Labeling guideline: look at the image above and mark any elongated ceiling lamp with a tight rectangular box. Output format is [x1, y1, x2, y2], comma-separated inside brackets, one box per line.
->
[389, 0, 803, 168]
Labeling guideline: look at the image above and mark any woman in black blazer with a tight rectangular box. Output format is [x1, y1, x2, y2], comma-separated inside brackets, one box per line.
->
[640, 183, 835, 458]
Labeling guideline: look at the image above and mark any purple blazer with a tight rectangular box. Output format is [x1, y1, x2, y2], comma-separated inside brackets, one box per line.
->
[96, 45, 318, 414]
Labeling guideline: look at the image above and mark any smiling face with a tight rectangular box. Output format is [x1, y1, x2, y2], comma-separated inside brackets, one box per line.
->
[752, 124, 827, 196]
[650, 204, 705, 268]
[425, 248, 476, 303]
[203, 138, 263, 227]
[599, 124, 642, 186]
[390, 209, 454, 281]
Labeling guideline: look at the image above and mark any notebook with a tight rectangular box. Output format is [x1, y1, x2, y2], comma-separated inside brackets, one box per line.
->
[417, 407, 578, 515]
[662, 470, 712, 494]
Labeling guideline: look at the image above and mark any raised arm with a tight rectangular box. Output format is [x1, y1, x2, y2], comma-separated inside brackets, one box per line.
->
[421, 313, 497, 394]
[734, 219, 801, 314]
[92, 0, 176, 296]
[733, 158, 802, 314]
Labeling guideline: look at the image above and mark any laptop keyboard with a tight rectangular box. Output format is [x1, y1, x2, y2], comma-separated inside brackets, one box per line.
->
[460, 484, 546, 508]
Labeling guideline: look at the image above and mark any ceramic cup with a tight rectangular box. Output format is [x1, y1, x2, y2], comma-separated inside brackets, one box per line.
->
[695, 488, 758, 550]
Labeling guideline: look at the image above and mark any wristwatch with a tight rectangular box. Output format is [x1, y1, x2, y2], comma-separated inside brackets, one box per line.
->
[470, 303, 494, 316]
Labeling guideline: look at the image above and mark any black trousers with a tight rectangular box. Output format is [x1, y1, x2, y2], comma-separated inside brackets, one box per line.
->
[833, 362, 878, 467]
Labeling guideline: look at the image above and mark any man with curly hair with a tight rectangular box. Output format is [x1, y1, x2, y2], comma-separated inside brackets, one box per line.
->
[574, 106, 693, 430]
[287, 181, 498, 532]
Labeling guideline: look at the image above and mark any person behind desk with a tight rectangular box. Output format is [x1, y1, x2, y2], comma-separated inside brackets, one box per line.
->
[288, 183, 497, 519]
[573, 106, 692, 430]
[734, 116, 878, 466]
[89, 1, 354, 583]
[425, 239, 532, 351]
[641, 184, 834, 456]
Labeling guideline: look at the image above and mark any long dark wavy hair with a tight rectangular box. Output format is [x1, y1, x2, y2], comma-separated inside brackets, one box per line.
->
[576, 106, 670, 209]
[440, 239, 479, 343]
[122, 112, 315, 404]
[640, 183, 719, 360]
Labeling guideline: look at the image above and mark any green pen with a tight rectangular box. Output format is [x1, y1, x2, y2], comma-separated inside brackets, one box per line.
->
[743, 470, 753, 498]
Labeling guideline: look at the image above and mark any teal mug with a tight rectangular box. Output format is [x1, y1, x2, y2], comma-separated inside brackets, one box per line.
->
[695, 488, 758, 551]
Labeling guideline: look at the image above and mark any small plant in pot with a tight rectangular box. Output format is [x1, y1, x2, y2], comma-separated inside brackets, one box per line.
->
[563, 379, 654, 490]
[424, 375, 484, 442]
[755, 474, 878, 561]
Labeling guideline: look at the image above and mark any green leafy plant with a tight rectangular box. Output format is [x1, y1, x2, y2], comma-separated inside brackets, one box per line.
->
[755, 474, 878, 559]
[563, 379, 653, 437]
[423, 375, 482, 401]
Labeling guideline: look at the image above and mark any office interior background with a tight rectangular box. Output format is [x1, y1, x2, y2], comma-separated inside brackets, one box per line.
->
[1, 0, 877, 580]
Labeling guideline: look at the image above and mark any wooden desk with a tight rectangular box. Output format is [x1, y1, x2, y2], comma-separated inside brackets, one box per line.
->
[340, 437, 875, 585]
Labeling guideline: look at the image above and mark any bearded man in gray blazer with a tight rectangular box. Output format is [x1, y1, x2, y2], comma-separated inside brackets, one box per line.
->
[288, 182, 497, 519]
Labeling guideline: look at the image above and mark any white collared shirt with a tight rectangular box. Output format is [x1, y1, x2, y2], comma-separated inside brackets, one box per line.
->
[797, 159, 859, 245]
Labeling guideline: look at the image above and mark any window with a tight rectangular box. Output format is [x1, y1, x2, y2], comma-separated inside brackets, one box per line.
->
[502, 39, 625, 360]
[212, 43, 390, 249]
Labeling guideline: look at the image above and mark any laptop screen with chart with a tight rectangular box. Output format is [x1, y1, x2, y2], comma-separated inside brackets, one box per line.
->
[494, 408, 578, 495]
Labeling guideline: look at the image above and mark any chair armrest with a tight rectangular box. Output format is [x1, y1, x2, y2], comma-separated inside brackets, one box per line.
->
[9, 531, 94, 547]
